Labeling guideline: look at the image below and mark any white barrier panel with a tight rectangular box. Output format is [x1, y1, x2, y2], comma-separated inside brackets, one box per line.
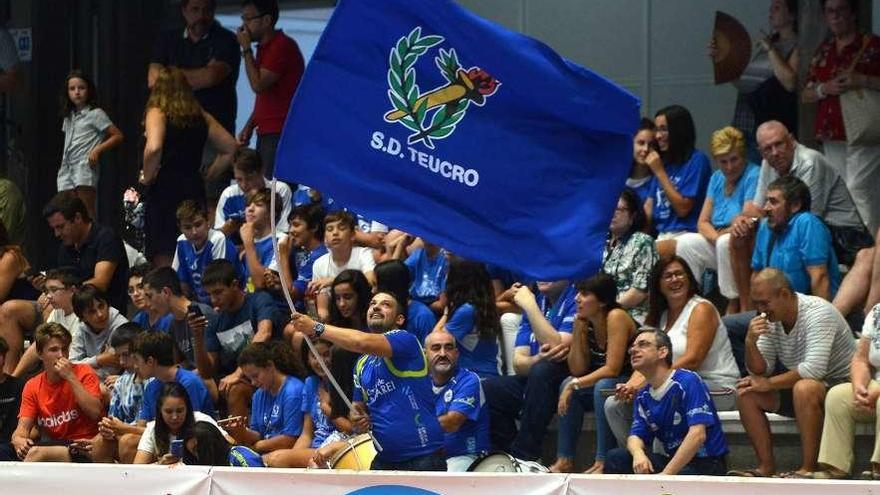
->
[0, 462, 212, 495]
[210, 468, 570, 495]
[568, 474, 878, 495]
[3, 463, 880, 495]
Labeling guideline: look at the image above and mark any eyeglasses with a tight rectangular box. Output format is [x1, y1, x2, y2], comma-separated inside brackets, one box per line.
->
[45, 285, 68, 294]
[629, 340, 656, 351]
[661, 270, 687, 282]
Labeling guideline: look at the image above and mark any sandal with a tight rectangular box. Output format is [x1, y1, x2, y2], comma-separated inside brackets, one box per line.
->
[727, 468, 772, 477]
[779, 471, 812, 479]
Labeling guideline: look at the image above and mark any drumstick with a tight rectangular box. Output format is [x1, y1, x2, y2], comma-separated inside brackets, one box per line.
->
[217, 415, 243, 426]
[269, 181, 383, 455]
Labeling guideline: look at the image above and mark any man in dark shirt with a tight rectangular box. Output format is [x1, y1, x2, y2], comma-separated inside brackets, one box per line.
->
[0, 336, 24, 461]
[148, 0, 239, 133]
[43, 192, 129, 311]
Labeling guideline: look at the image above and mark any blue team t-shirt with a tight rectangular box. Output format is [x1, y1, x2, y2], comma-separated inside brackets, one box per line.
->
[205, 291, 277, 376]
[249, 375, 304, 439]
[228, 445, 265, 467]
[405, 248, 448, 304]
[173, 230, 242, 304]
[444, 303, 499, 377]
[515, 284, 578, 356]
[751, 211, 841, 297]
[131, 311, 174, 333]
[406, 300, 438, 345]
[630, 369, 728, 458]
[648, 150, 712, 234]
[353, 329, 444, 463]
[434, 367, 490, 457]
[138, 367, 215, 421]
[707, 163, 760, 228]
[108, 371, 147, 424]
[302, 375, 335, 448]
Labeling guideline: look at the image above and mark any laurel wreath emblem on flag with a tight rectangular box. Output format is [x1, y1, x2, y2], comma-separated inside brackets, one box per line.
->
[384, 26, 501, 149]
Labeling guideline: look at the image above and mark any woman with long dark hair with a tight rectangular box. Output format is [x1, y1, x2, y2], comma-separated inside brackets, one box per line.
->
[627, 118, 657, 205]
[133, 382, 229, 464]
[0, 219, 36, 303]
[437, 259, 502, 378]
[550, 273, 636, 474]
[644, 105, 712, 255]
[602, 188, 658, 324]
[327, 269, 372, 330]
[184, 421, 264, 467]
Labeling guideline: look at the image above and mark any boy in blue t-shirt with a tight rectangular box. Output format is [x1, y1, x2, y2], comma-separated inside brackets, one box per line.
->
[172, 199, 242, 305]
[266, 203, 327, 312]
[605, 329, 728, 476]
[128, 263, 173, 332]
[132, 332, 215, 423]
[239, 188, 286, 293]
[404, 242, 447, 311]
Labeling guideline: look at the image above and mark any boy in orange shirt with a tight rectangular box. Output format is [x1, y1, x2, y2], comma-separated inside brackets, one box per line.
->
[11, 322, 103, 461]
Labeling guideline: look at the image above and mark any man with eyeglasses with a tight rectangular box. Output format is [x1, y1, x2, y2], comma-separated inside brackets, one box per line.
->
[0, 267, 82, 376]
[727, 120, 869, 308]
[604, 328, 728, 476]
[236, 0, 304, 178]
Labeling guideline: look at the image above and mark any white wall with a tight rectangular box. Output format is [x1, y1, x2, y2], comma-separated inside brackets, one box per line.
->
[456, 0, 770, 153]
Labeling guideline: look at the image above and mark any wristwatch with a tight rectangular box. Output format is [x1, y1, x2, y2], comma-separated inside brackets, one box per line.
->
[570, 380, 581, 391]
[313, 321, 326, 339]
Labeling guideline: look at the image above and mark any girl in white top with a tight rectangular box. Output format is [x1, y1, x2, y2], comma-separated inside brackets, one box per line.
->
[134, 382, 229, 464]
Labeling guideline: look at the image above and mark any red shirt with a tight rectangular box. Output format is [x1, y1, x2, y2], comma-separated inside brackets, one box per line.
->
[19, 364, 101, 441]
[254, 30, 304, 135]
[806, 34, 880, 141]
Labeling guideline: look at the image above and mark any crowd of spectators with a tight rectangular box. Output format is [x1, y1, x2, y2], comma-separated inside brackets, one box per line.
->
[2, 0, 880, 480]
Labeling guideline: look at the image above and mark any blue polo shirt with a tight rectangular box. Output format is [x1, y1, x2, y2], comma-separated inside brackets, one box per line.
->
[433, 367, 490, 458]
[630, 369, 728, 458]
[707, 163, 760, 228]
[444, 303, 499, 377]
[648, 150, 712, 234]
[751, 211, 841, 297]
[405, 248, 448, 304]
[139, 367, 215, 421]
[514, 284, 578, 356]
[353, 329, 443, 463]
[249, 375, 304, 440]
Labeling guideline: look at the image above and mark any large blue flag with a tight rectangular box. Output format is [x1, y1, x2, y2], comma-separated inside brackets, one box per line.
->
[275, 0, 640, 280]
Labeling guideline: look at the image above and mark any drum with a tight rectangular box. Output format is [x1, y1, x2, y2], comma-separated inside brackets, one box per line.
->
[466, 451, 549, 473]
[329, 433, 378, 470]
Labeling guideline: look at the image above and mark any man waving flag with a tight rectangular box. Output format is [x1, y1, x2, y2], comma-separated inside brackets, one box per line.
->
[275, 0, 640, 280]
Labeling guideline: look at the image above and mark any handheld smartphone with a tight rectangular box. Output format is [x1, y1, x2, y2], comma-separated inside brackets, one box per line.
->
[170, 439, 184, 458]
[187, 303, 204, 318]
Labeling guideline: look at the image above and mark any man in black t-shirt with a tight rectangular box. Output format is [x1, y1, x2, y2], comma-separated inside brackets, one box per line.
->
[43, 192, 129, 311]
[0, 336, 24, 461]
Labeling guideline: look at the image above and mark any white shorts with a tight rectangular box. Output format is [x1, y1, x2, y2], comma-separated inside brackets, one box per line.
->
[675, 232, 737, 299]
[57, 160, 97, 190]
